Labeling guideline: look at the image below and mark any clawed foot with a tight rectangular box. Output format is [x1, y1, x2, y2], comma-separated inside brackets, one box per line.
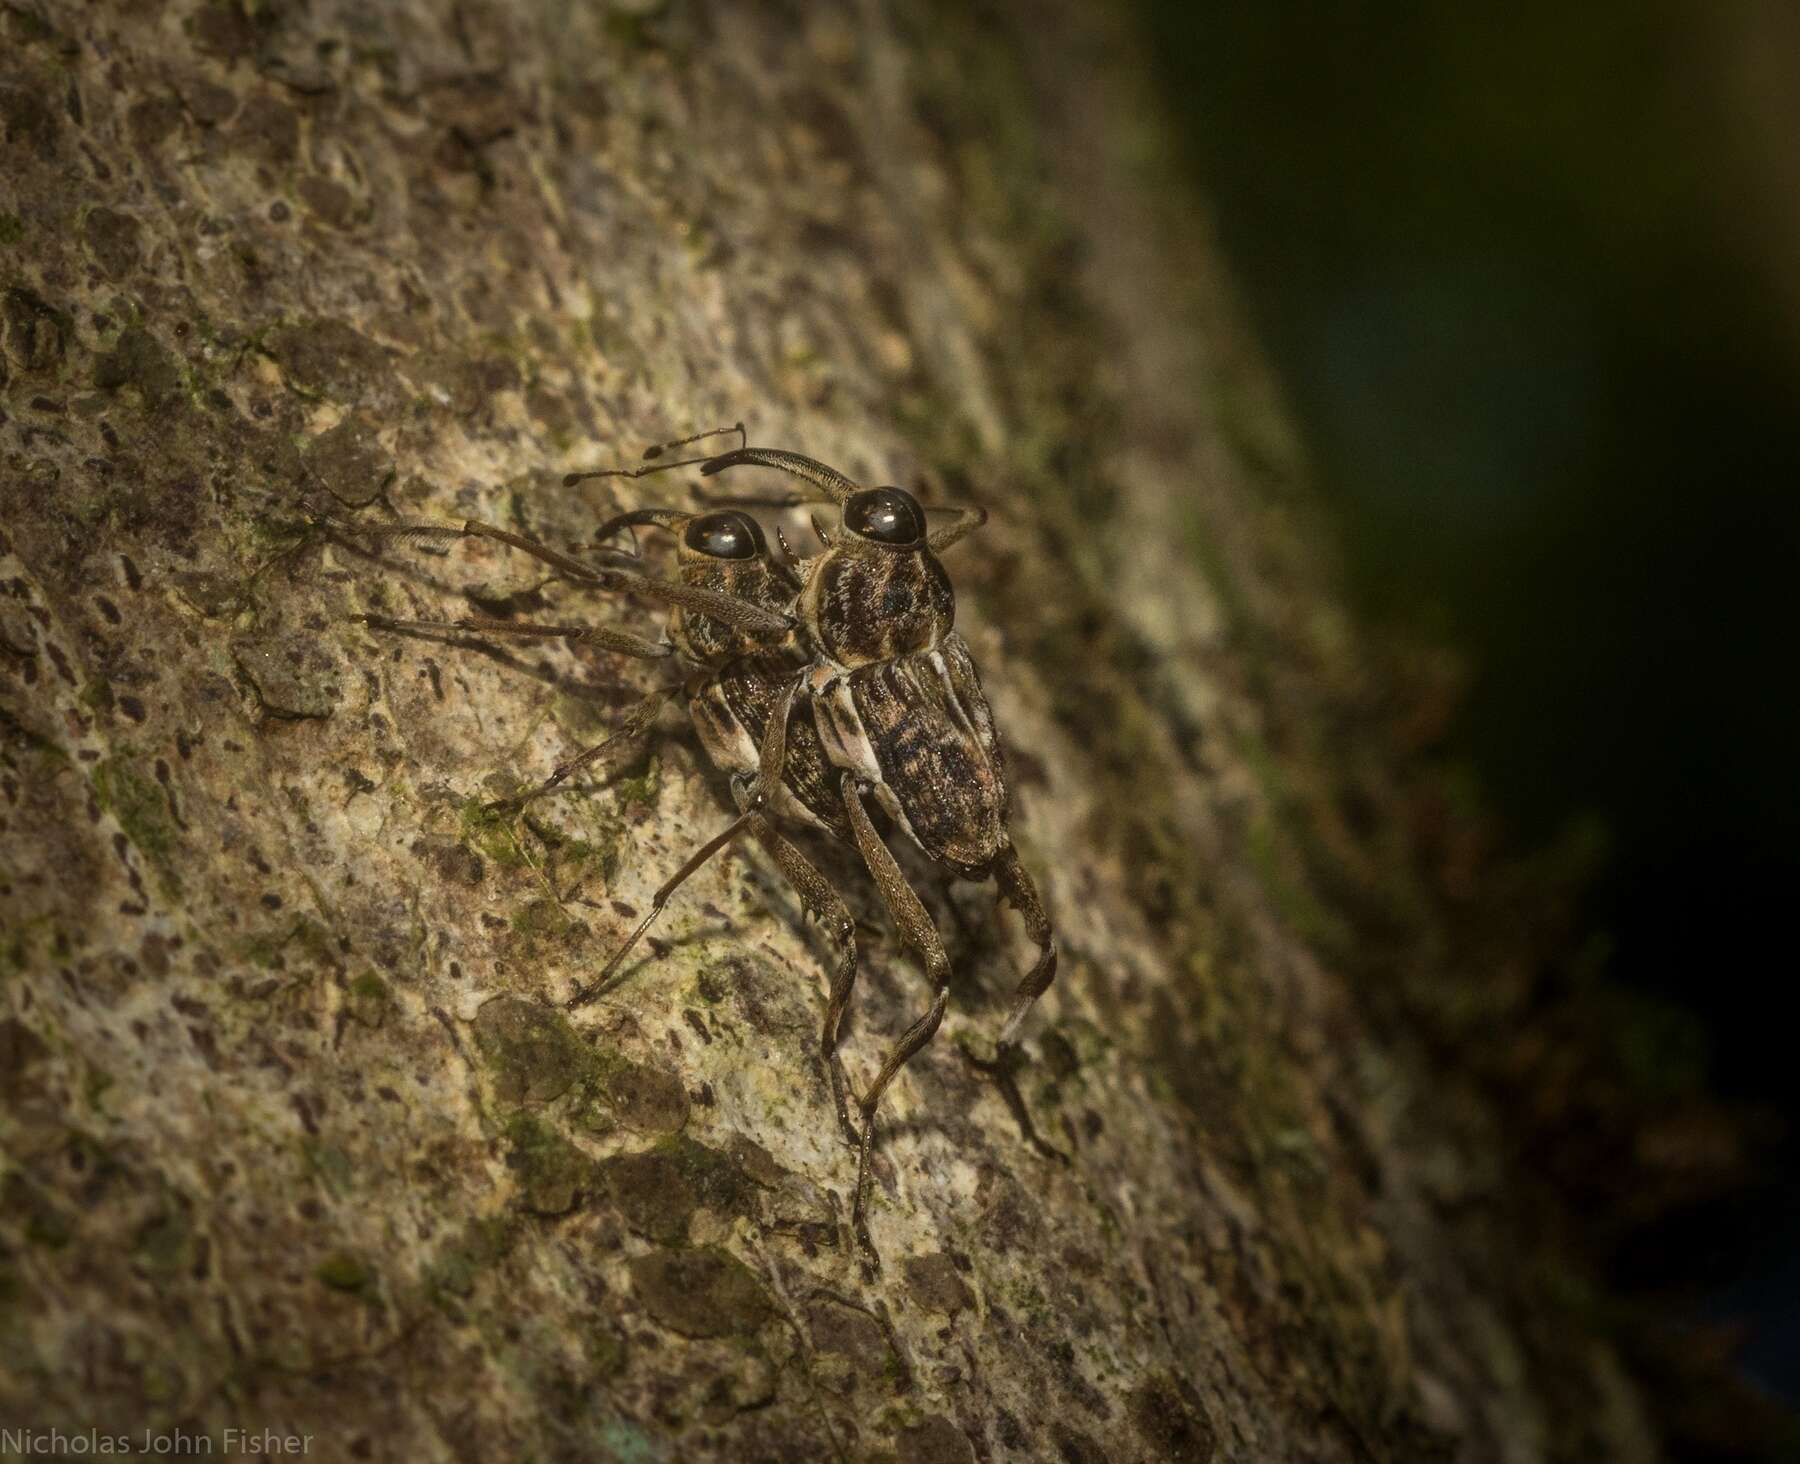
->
[820, 1055, 880, 1267]
[565, 975, 611, 1010]
[962, 1039, 1070, 1166]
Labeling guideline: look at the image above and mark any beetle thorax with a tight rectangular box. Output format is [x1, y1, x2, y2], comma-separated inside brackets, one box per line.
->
[671, 555, 796, 664]
[801, 544, 955, 669]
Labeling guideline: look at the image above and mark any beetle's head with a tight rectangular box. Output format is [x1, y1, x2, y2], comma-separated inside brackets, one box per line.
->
[594, 506, 797, 662]
[802, 486, 953, 668]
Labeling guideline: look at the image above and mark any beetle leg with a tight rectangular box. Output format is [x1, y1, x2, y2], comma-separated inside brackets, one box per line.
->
[957, 845, 1066, 1167]
[839, 773, 952, 1254]
[490, 688, 674, 813]
[354, 618, 675, 811]
[341, 518, 793, 638]
[992, 845, 1058, 1046]
[747, 817, 863, 1150]
[354, 613, 672, 661]
[338, 518, 622, 583]
[567, 679, 802, 1009]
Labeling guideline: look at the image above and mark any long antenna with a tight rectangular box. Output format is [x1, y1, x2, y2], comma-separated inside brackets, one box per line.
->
[564, 422, 747, 487]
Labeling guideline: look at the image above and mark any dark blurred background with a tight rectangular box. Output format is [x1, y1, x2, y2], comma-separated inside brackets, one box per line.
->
[1135, 0, 1800, 1450]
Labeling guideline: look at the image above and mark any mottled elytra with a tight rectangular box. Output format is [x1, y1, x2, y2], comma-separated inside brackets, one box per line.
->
[356, 424, 1055, 1258]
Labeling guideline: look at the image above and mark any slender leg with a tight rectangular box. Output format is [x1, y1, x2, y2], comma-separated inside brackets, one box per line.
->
[749, 817, 862, 1148]
[341, 518, 793, 639]
[992, 845, 1058, 1046]
[492, 689, 672, 812]
[336, 519, 622, 582]
[566, 679, 802, 1008]
[355, 613, 672, 662]
[356, 616, 675, 811]
[839, 773, 952, 1249]
[959, 847, 1063, 1165]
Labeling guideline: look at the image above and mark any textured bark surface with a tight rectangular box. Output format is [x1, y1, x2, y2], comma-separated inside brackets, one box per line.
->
[1, 2, 1660, 1461]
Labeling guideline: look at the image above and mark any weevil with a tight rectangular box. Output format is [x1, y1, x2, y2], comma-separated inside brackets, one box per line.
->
[349, 426, 1057, 1251]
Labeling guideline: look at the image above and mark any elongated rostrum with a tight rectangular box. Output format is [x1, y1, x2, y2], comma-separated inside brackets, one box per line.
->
[351, 426, 1057, 1255]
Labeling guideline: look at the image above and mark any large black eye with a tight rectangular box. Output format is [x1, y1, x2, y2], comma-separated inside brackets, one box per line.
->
[843, 487, 925, 546]
[682, 510, 763, 560]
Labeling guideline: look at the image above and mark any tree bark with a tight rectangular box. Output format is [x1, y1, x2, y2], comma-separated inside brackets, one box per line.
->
[1, 1, 1660, 1460]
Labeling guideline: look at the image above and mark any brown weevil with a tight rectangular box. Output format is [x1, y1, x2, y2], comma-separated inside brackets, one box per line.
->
[351, 426, 1057, 1253]
[567, 428, 1057, 1243]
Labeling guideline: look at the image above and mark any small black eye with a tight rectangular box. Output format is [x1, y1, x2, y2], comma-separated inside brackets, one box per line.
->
[682, 511, 763, 560]
[843, 487, 925, 546]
